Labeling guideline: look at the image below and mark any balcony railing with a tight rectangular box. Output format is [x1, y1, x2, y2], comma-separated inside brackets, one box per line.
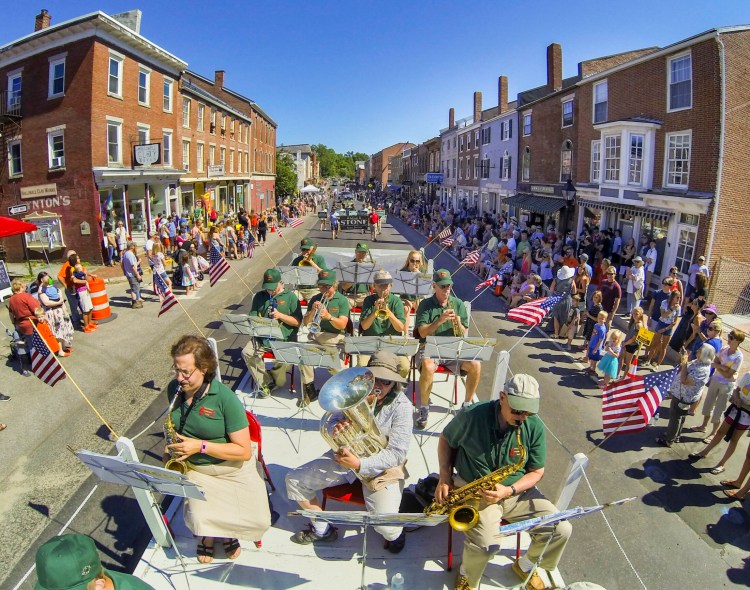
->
[0, 90, 22, 118]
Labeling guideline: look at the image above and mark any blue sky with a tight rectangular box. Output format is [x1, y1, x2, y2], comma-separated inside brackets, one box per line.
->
[3, 1, 750, 155]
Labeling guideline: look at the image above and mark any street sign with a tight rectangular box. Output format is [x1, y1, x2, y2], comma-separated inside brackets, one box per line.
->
[8, 204, 28, 215]
[425, 173, 443, 184]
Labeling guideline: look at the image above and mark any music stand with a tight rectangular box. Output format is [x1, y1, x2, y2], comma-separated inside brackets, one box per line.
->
[278, 265, 319, 302]
[270, 340, 343, 453]
[289, 509, 447, 590]
[343, 335, 420, 376]
[336, 261, 376, 292]
[221, 313, 254, 336]
[391, 271, 433, 297]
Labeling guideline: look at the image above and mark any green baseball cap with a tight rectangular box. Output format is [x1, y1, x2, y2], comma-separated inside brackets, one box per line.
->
[300, 237, 314, 250]
[355, 242, 369, 252]
[35, 534, 102, 590]
[317, 270, 336, 286]
[433, 268, 453, 286]
[262, 268, 281, 290]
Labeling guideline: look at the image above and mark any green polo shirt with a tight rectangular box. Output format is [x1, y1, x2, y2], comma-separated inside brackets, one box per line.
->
[308, 290, 350, 334]
[342, 259, 371, 295]
[443, 400, 546, 485]
[250, 289, 302, 341]
[108, 570, 156, 589]
[360, 292, 406, 336]
[291, 253, 329, 288]
[415, 294, 468, 342]
[167, 378, 248, 466]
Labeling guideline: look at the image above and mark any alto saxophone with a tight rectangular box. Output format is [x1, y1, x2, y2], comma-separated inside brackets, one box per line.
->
[449, 300, 463, 337]
[164, 387, 188, 475]
[425, 428, 526, 531]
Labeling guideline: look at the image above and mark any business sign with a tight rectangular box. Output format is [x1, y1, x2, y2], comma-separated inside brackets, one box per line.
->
[8, 204, 28, 215]
[425, 172, 444, 184]
[20, 184, 57, 200]
[207, 165, 225, 178]
[338, 217, 368, 230]
[530, 185, 555, 195]
[133, 143, 161, 166]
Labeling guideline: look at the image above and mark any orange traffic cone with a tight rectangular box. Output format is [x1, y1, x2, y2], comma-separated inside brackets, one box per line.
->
[494, 283, 503, 297]
[627, 355, 638, 379]
[270, 223, 276, 233]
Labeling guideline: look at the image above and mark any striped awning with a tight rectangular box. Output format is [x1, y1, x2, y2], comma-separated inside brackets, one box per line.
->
[577, 198, 673, 221]
[502, 194, 567, 215]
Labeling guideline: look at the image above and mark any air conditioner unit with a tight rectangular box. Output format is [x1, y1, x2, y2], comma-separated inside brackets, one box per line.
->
[51, 156, 64, 168]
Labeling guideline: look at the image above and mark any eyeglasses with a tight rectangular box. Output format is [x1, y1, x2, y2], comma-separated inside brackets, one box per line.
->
[510, 408, 535, 417]
[409, 258, 421, 263]
[375, 378, 393, 386]
[728, 334, 737, 341]
[172, 366, 198, 379]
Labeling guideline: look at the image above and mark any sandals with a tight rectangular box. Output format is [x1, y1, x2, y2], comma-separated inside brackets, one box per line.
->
[723, 489, 747, 501]
[223, 538, 241, 559]
[197, 537, 214, 564]
[687, 452, 705, 461]
[721, 480, 740, 489]
[710, 465, 726, 475]
[702, 436, 714, 444]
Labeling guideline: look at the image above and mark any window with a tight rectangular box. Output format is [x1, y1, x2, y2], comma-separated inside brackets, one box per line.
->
[7, 72, 21, 110]
[562, 99, 574, 127]
[452, 158, 456, 177]
[665, 132, 691, 187]
[8, 139, 22, 176]
[475, 130, 480, 145]
[182, 140, 190, 171]
[230, 119, 235, 138]
[502, 119, 512, 140]
[591, 140, 601, 183]
[669, 53, 692, 111]
[502, 151, 512, 180]
[244, 152, 249, 173]
[163, 79, 173, 112]
[522, 147, 530, 181]
[473, 156, 478, 179]
[604, 135, 620, 182]
[196, 143, 204, 172]
[107, 119, 122, 164]
[628, 134, 644, 184]
[46, 129, 65, 168]
[523, 113, 532, 136]
[210, 110, 217, 134]
[163, 131, 172, 166]
[460, 136, 464, 152]
[481, 157, 490, 179]
[48, 56, 65, 98]
[230, 150, 235, 173]
[481, 128, 491, 145]
[675, 226, 697, 275]
[137, 68, 150, 106]
[182, 99, 191, 128]
[221, 115, 227, 137]
[108, 55, 123, 97]
[560, 140, 573, 181]
[137, 125, 149, 146]
[220, 147, 226, 166]
[593, 81, 608, 123]
[197, 104, 205, 132]
[209, 145, 215, 165]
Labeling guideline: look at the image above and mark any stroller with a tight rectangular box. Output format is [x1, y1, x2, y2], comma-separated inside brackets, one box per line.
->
[1, 316, 27, 369]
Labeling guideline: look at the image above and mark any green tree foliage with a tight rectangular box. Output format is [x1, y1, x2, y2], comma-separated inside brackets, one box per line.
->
[276, 153, 298, 197]
[312, 145, 369, 179]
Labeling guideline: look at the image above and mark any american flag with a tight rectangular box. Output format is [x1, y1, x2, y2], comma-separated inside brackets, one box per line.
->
[435, 226, 452, 242]
[507, 293, 564, 326]
[288, 218, 304, 228]
[277, 226, 283, 238]
[601, 367, 679, 435]
[208, 244, 230, 287]
[154, 273, 178, 316]
[247, 240, 256, 258]
[441, 236, 455, 247]
[475, 272, 502, 292]
[30, 330, 66, 387]
[462, 249, 480, 265]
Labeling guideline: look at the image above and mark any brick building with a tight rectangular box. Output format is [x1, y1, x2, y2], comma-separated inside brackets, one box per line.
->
[367, 142, 413, 189]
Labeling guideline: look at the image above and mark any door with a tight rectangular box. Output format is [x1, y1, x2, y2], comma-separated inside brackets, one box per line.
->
[675, 224, 698, 277]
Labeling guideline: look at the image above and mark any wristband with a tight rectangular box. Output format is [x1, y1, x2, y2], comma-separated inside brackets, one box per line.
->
[200, 440, 207, 454]
[510, 484, 517, 497]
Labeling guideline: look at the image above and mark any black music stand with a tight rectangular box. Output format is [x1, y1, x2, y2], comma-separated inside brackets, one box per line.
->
[278, 265, 319, 304]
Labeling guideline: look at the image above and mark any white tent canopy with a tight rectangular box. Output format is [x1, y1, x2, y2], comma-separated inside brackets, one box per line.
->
[300, 185, 320, 193]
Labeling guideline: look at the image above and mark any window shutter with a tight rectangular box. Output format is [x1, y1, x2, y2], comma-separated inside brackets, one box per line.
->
[500, 122, 505, 138]
[508, 156, 512, 178]
[509, 119, 513, 138]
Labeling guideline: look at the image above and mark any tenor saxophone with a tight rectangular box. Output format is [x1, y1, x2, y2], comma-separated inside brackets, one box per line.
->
[424, 428, 526, 531]
[164, 387, 188, 475]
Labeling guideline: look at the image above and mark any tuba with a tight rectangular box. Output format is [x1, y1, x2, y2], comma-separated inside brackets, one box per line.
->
[319, 367, 388, 489]
[298, 244, 317, 266]
[164, 387, 188, 475]
[424, 428, 526, 531]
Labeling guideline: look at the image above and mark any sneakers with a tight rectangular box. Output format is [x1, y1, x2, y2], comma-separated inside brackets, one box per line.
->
[454, 573, 473, 590]
[290, 524, 338, 545]
[0, 394, 10, 402]
[22, 370, 31, 377]
[83, 325, 97, 333]
[384, 531, 406, 554]
[415, 406, 429, 429]
[511, 559, 547, 590]
[461, 402, 473, 410]
[297, 383, 318, 407]
[132, 300, 144, 309]
[257, 385, 271, 399]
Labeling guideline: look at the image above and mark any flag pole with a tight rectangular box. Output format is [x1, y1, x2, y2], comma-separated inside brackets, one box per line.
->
[173, 298, 207, 337]
[31, 324, 120, 439]
[587, 406, 641, 455]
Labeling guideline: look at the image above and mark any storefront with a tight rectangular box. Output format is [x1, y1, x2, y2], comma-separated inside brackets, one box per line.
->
[502, 193, 567, 230]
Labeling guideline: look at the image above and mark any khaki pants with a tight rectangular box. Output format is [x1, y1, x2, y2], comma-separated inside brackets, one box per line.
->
[241, 342, 290, 390]
[357, 353, 410, 379]
[299, 332, 345, 385]
[345, 292, 367, 309]
[456, 476, 572, 588]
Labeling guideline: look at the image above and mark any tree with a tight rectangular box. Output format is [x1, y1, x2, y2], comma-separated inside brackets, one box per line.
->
[312, 144, 368, 179]
[276, 153, 298, 198]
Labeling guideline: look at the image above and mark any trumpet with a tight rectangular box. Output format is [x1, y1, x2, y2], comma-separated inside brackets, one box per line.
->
[375, 297, 390, 320]
[298, 244, 317, 266]
[449, 300, 463, 337]
[308, 294, 330, 335]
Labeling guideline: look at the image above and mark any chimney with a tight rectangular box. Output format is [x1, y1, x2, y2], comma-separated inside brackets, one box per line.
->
[547, 43, 562, 92]
[35, 9, 51, 31]
[449, 107, 455, 129]
[473, 91, 482, 123]
[498, 75, 508, 113]
[215, 70, 225, 88]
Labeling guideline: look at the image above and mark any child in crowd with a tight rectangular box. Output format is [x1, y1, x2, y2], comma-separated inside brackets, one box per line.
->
[180, 250, 196, 295]
[72, 263, 96, 333]
[597, 328, 624, 387]
[586, 310, 608, 374]
[582, 290, 604, 362]
[189, 247, 204, 284]
[151, 242, 172, 302]
[33, 307, 63, 356]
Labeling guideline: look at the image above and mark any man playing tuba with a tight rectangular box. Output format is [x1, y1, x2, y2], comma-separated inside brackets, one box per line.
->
[437, 375, 571, 590]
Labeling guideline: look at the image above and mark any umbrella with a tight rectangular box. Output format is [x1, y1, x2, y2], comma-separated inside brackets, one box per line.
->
[300, 185, 320, 193]
[0, 215, 37, 239]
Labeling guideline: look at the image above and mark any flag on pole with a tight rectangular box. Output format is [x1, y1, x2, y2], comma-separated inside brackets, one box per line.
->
[475, 272, 502, 292]
[153, 273, 178, 316]
[461, 249, 480, 265]
[288, 218, 304, 229]
[434, 226, 452, 242]
[208, 244, 230, 286]
[30, 331, 66, 387]
[507, 293, 564, 326]
[601, 367, 678, 435]
[277, 227, 283, 238]
[441, 236, 455, 247]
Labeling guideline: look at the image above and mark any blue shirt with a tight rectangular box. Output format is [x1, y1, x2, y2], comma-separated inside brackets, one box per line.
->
[589, 323, 607, 356]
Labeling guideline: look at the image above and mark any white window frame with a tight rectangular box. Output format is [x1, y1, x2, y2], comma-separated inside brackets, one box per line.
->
[8, 138, 22, 176]
[196, 141, 204, 172]
[209, 144, 216, 165]
[628, 133, 644, 185]
[522, 147, 530, 182]
[197, 103, 205, 132]
[182, 98, 191, 128]
[593, 80, 608, 124]
[664, 130, 691, 188]
[137, 123, 150, 146]
[163, 78, 173, 112]
[603, 134, 620, 182]
[590, 140, 601, 183]
[182, 140, 191, 172]
[522, 112, 532, 136]
[220, 147, 226, 167]
[667, 52, 692, 112]
[210, 110, 217, 134]
[7, 69, 22, 110]
[107, 52, 124, 98]
[502, 151, 511, 180]
[230, 149, 235, 173]
[106, 117, 123, 165]
[561, 99, 574, 127]
[137, 66, 151, 106]
[473, 155, 478, 179]
[46, 129, 65, 169]
[48, 54, 66, 98]
[162, 129, 172, 166]
[502, 119, 510, 141]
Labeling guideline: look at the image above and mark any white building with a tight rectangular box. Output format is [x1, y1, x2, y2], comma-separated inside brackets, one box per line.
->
[277, 144, 315, 190]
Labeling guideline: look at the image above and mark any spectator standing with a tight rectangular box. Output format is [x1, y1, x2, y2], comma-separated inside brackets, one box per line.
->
[7, 279, 40, 376]
[115, 220, 128, 257]
[644, 239, 658, 289]
[72, 263, 96, 333]
[645, 290, 682, 368]
[625, 256, 645, 315]
[57, 250, 83, 330]
[599, 266, 622, 330]
[121, 241, 144, 309]
[686, 255, 710, 299]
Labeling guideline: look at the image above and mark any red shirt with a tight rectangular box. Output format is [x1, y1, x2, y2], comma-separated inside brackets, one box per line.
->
[7, 292, 40, 336]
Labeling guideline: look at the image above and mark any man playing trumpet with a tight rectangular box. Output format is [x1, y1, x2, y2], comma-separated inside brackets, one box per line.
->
[414, 269, 481, 429]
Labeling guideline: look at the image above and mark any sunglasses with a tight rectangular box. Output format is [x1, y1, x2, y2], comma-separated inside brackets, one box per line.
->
[436, 284, 451, 289]
[375, 378, 393, 386]
[510, 408, 535, 417]
[728, 334, 737, 341]
[409, 258, 421, 263]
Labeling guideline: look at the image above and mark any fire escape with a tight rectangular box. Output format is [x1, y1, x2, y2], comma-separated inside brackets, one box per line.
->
[0, 89, 23, 199]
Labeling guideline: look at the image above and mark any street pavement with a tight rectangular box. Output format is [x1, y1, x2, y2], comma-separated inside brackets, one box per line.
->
[2, 213, 749, 589]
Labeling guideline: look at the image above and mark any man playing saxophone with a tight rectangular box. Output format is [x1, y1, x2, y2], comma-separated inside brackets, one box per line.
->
[241, 268, 302, 397]
[413, 269, 481, 429]
[286, 352, 412, 552]
[437, 375, 571, 590]
[300, 270, 351, 405]
[292, 238, 329, 303]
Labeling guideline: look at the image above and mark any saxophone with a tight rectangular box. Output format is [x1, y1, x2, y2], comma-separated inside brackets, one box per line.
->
[164, 387, 189, 475]
[425, 428, 526, 531]
[449, 300, 463, 337]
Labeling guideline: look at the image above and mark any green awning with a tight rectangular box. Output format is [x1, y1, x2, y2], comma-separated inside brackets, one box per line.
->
[503, 193, 567, 215]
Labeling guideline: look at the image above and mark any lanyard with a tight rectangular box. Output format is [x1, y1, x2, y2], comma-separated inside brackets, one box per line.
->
[178, 381, 210, 434]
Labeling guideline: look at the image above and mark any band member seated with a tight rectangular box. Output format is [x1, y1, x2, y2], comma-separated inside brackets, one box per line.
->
[438, 375, 571, 590]
[241, 268, 302, 397]
[399, 249, 428, 316]
[358, 270, 409, 376]
[286, 352, 411, 552]
[292, 238, 328, 303]
[300, 270, 351, 405]
[414, 269, 481, 429]
[339, 242, 373, 309]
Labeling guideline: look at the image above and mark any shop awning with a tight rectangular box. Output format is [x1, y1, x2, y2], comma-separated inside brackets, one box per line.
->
[577, 198, 673, 221]
[503, 193, 567, 215]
